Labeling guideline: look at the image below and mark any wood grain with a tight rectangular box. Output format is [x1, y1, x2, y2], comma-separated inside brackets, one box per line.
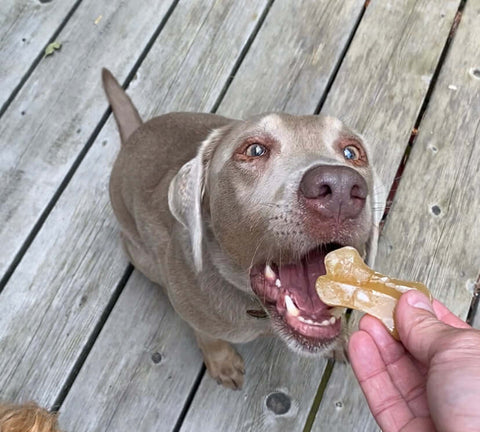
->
[219, 0, 365, 118]
[0, 0, 176, 278]
[58, 271, 202, 432]
[0, 0, 268, 411]
[322, 0, 460, 191]
[376, 0, 480, 318]
[0, 0, 77, 110]
[181, 337, 330, 432]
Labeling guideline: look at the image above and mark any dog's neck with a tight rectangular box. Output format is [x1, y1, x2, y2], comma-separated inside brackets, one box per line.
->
[203, 228, 252, 293]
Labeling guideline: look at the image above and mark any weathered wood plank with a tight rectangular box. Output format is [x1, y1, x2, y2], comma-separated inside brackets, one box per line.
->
[181, 338, 330, 432]
[376, 0, 480, 318]
[322, 0, 460, 191]
[312, 362, 376, 432]
[179, 0, 368, 430]
[58, 271, 201, 432]
[0, 0, 77, 110]
[0, 0, 176, 278]
[0, 0, 269, 412]
[219, 0, 365, 118]
[313, 0, 476, 430]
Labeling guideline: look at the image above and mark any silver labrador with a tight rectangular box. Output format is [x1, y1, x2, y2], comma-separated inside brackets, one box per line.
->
[102, 69, 385, 389]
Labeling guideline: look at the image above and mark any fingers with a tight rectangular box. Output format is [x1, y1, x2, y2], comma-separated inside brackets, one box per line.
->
[395, 291, 457, 365]
[359, 315, 430, 418]
[432, 299, 471, 329]
[349, 329, 416, 432]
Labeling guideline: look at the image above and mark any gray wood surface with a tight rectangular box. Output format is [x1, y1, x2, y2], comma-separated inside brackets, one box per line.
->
[0, 0, 77, 110]
[313, 0, 477, 430]
[376, 0, 480, 319]
[219, 0, 365, 118]
[58, 271, 201, 432]
[0, 0, 176, 278]
[181, 0, 367, 430]
[181, 338, 330, 432]
[0, 0, 269, 415]
[322, 0, 460, 191]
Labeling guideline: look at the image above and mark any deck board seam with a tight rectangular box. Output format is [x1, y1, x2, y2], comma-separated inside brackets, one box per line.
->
[314, 1, 368, 115]
[0, 0, 84, 119]
[51, 264, 134, 411]
[466, 274, 480, 326]
[381, 1, 466, 223]
[0, 0, 181, 296]
[172, 365, 207, 432]
[210, 0, 275, 114]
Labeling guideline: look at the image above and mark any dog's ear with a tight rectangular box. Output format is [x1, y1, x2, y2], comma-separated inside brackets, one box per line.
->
[365, 170, 386, 267]
[168, 128, 226, 272]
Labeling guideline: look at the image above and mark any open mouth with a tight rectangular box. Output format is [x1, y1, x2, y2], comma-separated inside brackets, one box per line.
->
[250, 243, 344, 351]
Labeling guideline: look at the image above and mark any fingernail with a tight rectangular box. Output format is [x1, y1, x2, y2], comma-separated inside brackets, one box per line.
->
[406, 290, 434, 313]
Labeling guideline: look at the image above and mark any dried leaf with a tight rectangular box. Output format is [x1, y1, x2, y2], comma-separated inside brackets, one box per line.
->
[44, 41, 62, 57]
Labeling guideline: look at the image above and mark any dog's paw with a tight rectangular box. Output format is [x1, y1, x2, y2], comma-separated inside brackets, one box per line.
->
[205, 347, 245, 390]
[195, 332, 245, 390]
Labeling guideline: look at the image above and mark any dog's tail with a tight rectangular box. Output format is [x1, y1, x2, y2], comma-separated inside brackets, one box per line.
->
[101, 68, 142, 145]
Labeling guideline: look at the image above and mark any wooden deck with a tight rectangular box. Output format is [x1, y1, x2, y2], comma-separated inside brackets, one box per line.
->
[1, 0, 479, 431]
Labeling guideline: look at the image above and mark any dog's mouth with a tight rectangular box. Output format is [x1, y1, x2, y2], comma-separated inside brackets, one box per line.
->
[250, 243, 344, 351]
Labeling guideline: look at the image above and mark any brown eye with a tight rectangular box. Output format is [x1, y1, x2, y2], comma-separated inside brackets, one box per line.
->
[343, 145, 360, 161]
[245, 143, 267, 157]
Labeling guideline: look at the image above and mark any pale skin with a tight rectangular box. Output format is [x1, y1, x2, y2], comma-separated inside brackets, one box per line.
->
[348, 290, 480, 432]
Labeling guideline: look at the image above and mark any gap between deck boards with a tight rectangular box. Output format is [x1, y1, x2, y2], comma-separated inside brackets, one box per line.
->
[0, 0, 180, 297]
[0, 0, 83, 118]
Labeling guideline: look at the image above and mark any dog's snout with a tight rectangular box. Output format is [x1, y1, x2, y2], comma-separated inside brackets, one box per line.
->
[299, 165, 367, 219]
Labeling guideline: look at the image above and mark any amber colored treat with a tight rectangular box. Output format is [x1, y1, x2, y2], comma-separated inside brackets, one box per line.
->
[315, 247, 431, 339]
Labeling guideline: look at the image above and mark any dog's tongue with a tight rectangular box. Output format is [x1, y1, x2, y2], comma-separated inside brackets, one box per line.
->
[278, 249, 327, 316]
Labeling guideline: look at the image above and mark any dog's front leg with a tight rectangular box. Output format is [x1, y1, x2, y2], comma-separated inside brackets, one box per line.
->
[195, 331, 245, 390]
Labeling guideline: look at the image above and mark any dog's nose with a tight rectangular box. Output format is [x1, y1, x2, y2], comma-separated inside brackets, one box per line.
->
[299, 165, 367, 219]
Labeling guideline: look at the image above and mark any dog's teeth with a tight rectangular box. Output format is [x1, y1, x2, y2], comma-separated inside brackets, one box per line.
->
[264, 264, 276, 282]
[329, 316, 337, 325]
[285, 295, 299, 317]
[330, 307, 345, 319]
[319, 319, 330, 326]
[275, 278, 281, 288]
[298, 316, 313, 324]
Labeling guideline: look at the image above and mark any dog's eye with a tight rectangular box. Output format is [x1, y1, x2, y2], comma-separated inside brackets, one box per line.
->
[343, 145, 360, 161]
[244, 143, 267, 157]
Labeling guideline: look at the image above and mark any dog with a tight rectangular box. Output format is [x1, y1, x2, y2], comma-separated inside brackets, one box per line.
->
[102, 69, 385, 389]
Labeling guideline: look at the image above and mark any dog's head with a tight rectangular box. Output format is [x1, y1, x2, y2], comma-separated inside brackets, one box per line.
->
[169, 113, 385, 354]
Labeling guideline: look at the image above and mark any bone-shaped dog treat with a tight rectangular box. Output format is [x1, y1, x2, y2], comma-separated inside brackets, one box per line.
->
[315, 247, 431, 339]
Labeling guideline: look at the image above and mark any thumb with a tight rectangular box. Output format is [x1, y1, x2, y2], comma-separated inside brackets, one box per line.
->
[395, 290, 453, 366]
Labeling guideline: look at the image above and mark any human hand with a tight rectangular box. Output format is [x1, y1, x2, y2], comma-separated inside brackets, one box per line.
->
[348, 290, 480, 432]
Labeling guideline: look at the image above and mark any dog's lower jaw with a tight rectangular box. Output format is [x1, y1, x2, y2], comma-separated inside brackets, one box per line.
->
[269, 310, 351, 363]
